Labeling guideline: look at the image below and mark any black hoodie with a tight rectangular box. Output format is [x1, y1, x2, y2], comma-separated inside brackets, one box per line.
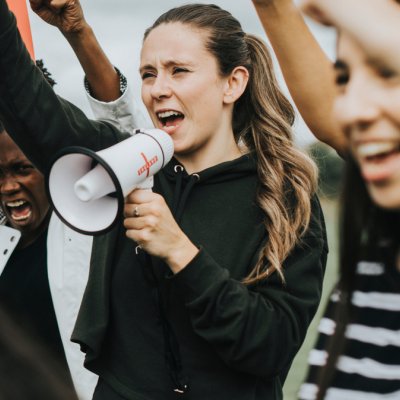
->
[0, 3, 328, 399]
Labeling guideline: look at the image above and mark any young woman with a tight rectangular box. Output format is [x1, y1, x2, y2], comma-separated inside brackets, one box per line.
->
[292, 1, 400, 398]
[0, 2, 328, 399]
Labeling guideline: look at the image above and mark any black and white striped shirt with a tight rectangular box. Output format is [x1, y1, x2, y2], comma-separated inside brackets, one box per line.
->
[299, 260, 400, 399]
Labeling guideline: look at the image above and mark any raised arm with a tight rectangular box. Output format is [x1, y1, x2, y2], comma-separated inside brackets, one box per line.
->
[301, 0, 400, 74]
[29, 0, 146, 133]
[0, 0, 129, 173]
[29, 0, 119, 102]
[252, 0, 346, 154]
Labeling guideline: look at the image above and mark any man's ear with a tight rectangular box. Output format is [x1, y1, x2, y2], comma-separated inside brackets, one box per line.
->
[223, 66, 249, 104]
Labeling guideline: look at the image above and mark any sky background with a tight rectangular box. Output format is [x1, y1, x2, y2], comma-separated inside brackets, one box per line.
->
[27, 0, 336, 147]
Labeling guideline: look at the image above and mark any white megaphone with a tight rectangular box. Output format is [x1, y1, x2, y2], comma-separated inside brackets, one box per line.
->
[46, 128, 174, 235]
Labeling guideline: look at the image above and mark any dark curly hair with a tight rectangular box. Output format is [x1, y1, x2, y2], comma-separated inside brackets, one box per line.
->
[35, 59, 57, 88]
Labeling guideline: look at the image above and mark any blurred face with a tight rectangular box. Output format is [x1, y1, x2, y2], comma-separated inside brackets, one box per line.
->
[0, 132, 50, 245]
[140, 22, 238, 168]
[334, 34, 400, 210]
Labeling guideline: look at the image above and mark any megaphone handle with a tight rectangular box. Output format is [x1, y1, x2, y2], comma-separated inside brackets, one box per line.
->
[136, 176, 154, 191]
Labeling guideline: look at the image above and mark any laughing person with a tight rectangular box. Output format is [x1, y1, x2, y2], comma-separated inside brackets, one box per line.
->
[254, 0, 400, 398]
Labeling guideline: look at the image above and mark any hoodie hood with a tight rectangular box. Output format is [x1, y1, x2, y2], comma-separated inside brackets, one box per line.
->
[162, 153, 258, 185]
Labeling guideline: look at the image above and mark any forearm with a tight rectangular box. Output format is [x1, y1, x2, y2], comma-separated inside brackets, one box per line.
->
[315, 0, 400, 73]
[172, 237, 326, 377]
[252, 0, 346, 153]
[64, 24, 120, 102]
[0, 0, 127, 172]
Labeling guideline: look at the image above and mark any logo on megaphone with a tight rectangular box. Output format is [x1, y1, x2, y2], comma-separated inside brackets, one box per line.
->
[46, 128, 174, 235]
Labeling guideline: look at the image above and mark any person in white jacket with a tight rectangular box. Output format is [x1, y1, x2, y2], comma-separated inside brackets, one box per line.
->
[0, 1, 144, 398]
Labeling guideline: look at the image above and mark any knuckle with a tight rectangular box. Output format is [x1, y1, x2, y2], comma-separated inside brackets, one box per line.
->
[140, 230, 151, 243]
[146, 216, 157, 228]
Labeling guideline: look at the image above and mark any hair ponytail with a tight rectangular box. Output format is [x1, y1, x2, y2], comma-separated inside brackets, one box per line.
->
[238, 34, 317, 283]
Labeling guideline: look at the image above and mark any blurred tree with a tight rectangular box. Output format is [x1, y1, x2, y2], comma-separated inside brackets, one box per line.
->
[308, 141, 345, 199]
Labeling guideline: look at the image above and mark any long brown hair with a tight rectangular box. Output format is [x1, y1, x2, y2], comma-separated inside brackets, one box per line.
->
[317, 157, 399, 399]
[144, 4, 318, 284]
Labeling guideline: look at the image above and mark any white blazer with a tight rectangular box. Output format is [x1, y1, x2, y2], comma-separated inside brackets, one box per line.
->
[0, 84, 145, 400]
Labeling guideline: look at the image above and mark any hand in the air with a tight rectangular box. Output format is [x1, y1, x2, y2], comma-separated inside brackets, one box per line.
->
[29, 0, 87, 34]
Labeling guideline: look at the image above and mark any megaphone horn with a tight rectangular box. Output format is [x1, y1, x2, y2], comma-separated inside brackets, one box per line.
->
[46, 128, 174, 235]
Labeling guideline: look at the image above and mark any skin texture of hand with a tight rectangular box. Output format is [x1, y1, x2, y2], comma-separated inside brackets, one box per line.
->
[124, 190, 199, 274]
[29, 0, 87, 35]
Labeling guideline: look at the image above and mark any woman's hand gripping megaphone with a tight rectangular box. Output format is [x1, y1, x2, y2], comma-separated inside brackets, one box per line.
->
[47, 128, 174, 235]
[124, 189, 199, 274]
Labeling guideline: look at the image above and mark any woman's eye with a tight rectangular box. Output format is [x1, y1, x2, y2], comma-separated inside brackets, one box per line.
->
[173, 67, 188, 74]
[141, 72, 156, 80]
[333, 61, 349, 87]
[335, 72, 349, 87]
[377, 67, 397, 80]
[15, 165, 33, 175]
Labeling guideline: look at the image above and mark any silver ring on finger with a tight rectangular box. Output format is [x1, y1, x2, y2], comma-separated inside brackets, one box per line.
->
[134, 206, 140, 217]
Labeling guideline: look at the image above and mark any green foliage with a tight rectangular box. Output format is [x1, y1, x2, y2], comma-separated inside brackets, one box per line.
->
[308, 141, 345, 199]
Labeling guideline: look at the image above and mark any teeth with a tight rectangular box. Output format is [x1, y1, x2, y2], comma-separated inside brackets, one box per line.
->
[157, 111, 182, 119]
[356, 142, 399, 158]
[12, 210, 32, 221]
[6, 200, 26, 207]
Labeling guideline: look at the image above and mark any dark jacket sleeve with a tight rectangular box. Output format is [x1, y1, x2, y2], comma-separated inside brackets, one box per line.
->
[172, 198, 328, 379]
[0, 0, 129, 174]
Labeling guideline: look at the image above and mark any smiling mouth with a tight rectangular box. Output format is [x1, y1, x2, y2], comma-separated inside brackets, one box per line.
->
[353, 140, 400, 183]
[355, 141, 400, 162]
[157, 110, 185, 128]
[6, 200, 32, 221]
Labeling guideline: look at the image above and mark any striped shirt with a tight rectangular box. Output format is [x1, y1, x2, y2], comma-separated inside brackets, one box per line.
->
[299, 260, 400, 399]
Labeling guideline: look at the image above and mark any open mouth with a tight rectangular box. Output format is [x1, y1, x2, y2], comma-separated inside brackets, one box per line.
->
[354, 141, 400, 182]
[356, 141, 400, 162]
[157, 110, 185, 129]
[6, 200, 32, 222]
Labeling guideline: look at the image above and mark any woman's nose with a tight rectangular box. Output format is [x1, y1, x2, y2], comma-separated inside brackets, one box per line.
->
[150, 75, 172, 100]
[0, 174, 21, 195]
[334, 77, 381, 134]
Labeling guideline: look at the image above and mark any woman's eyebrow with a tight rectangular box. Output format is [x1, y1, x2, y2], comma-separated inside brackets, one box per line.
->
[139, 59, 195, 73]
[333, 59, 347, 71]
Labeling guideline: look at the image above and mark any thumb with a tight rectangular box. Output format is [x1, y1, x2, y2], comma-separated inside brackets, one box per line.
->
[48, 0, 68, 12]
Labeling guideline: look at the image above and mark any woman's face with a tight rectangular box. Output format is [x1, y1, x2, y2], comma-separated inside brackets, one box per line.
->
[0, 132, 50, 245]
[140, 22, 237, 166]
[334, 33, 400, 210]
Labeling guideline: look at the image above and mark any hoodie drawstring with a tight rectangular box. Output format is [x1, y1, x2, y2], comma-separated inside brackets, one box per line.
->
[140, 164, 199, 395]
